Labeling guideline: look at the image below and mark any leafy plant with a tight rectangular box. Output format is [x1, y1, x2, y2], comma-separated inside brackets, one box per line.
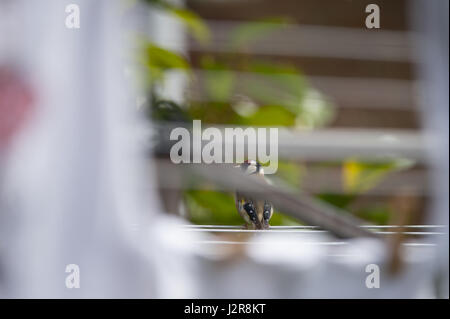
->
[141, 42, 190, 83]
[142, 0, 210, 44]
[229, 17, 291, 51]
[343, 158, 414, 194]
[139, 0, 411, 226]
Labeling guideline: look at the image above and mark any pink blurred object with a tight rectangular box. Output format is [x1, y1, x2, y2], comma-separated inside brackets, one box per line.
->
[0, 67, 34, 149]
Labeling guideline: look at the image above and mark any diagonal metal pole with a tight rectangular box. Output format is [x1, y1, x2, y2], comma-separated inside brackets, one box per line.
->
[156, 160, 379, 239]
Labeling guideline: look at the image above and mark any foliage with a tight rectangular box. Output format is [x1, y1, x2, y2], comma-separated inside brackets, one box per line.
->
[343, 158, 414, 194]
[318, 158, 415, 224]
[139, 0, 414, 226]
[142, 0, 210, 44]
[141, 42, 190, 84]
[229, 17, 291, 50]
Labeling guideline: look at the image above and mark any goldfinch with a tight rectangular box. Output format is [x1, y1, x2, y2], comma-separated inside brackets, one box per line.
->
[235, 160, 273, 230]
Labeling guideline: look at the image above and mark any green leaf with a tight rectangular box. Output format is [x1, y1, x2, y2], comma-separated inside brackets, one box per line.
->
[200, 56, 235, 102]
[355, 205, 392, 225]
[240, 61, 306, 115]
[295, 89, 335, 129]
[343, 158, 415, 194]
[230, 17, 291, 50]
[185, 190, 243, 225]
[169, 8, 211, 44]
[142, 0, 210, 44]
[269, 212, 302, 226]
[317, 193, 356, 209]
[141, 42, 190, 83]
[239, 105, 296, 126]
[145, 43, 190, 70]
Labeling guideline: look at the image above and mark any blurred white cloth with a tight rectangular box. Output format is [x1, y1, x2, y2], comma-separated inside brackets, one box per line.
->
[0, 0, 167, 298]
[186, 233, 434, 298]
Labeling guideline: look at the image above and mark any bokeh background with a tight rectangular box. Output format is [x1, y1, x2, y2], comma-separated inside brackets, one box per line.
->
[142, 0, 430, 228]
[0, 0, 447, 298]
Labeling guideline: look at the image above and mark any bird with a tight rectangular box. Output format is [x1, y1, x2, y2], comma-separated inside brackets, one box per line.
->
[235, 160, 273, 230]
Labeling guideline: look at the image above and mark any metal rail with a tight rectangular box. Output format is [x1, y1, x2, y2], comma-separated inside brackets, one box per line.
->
[180, 225, 447, 235]
[153, 123, 426, 163]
